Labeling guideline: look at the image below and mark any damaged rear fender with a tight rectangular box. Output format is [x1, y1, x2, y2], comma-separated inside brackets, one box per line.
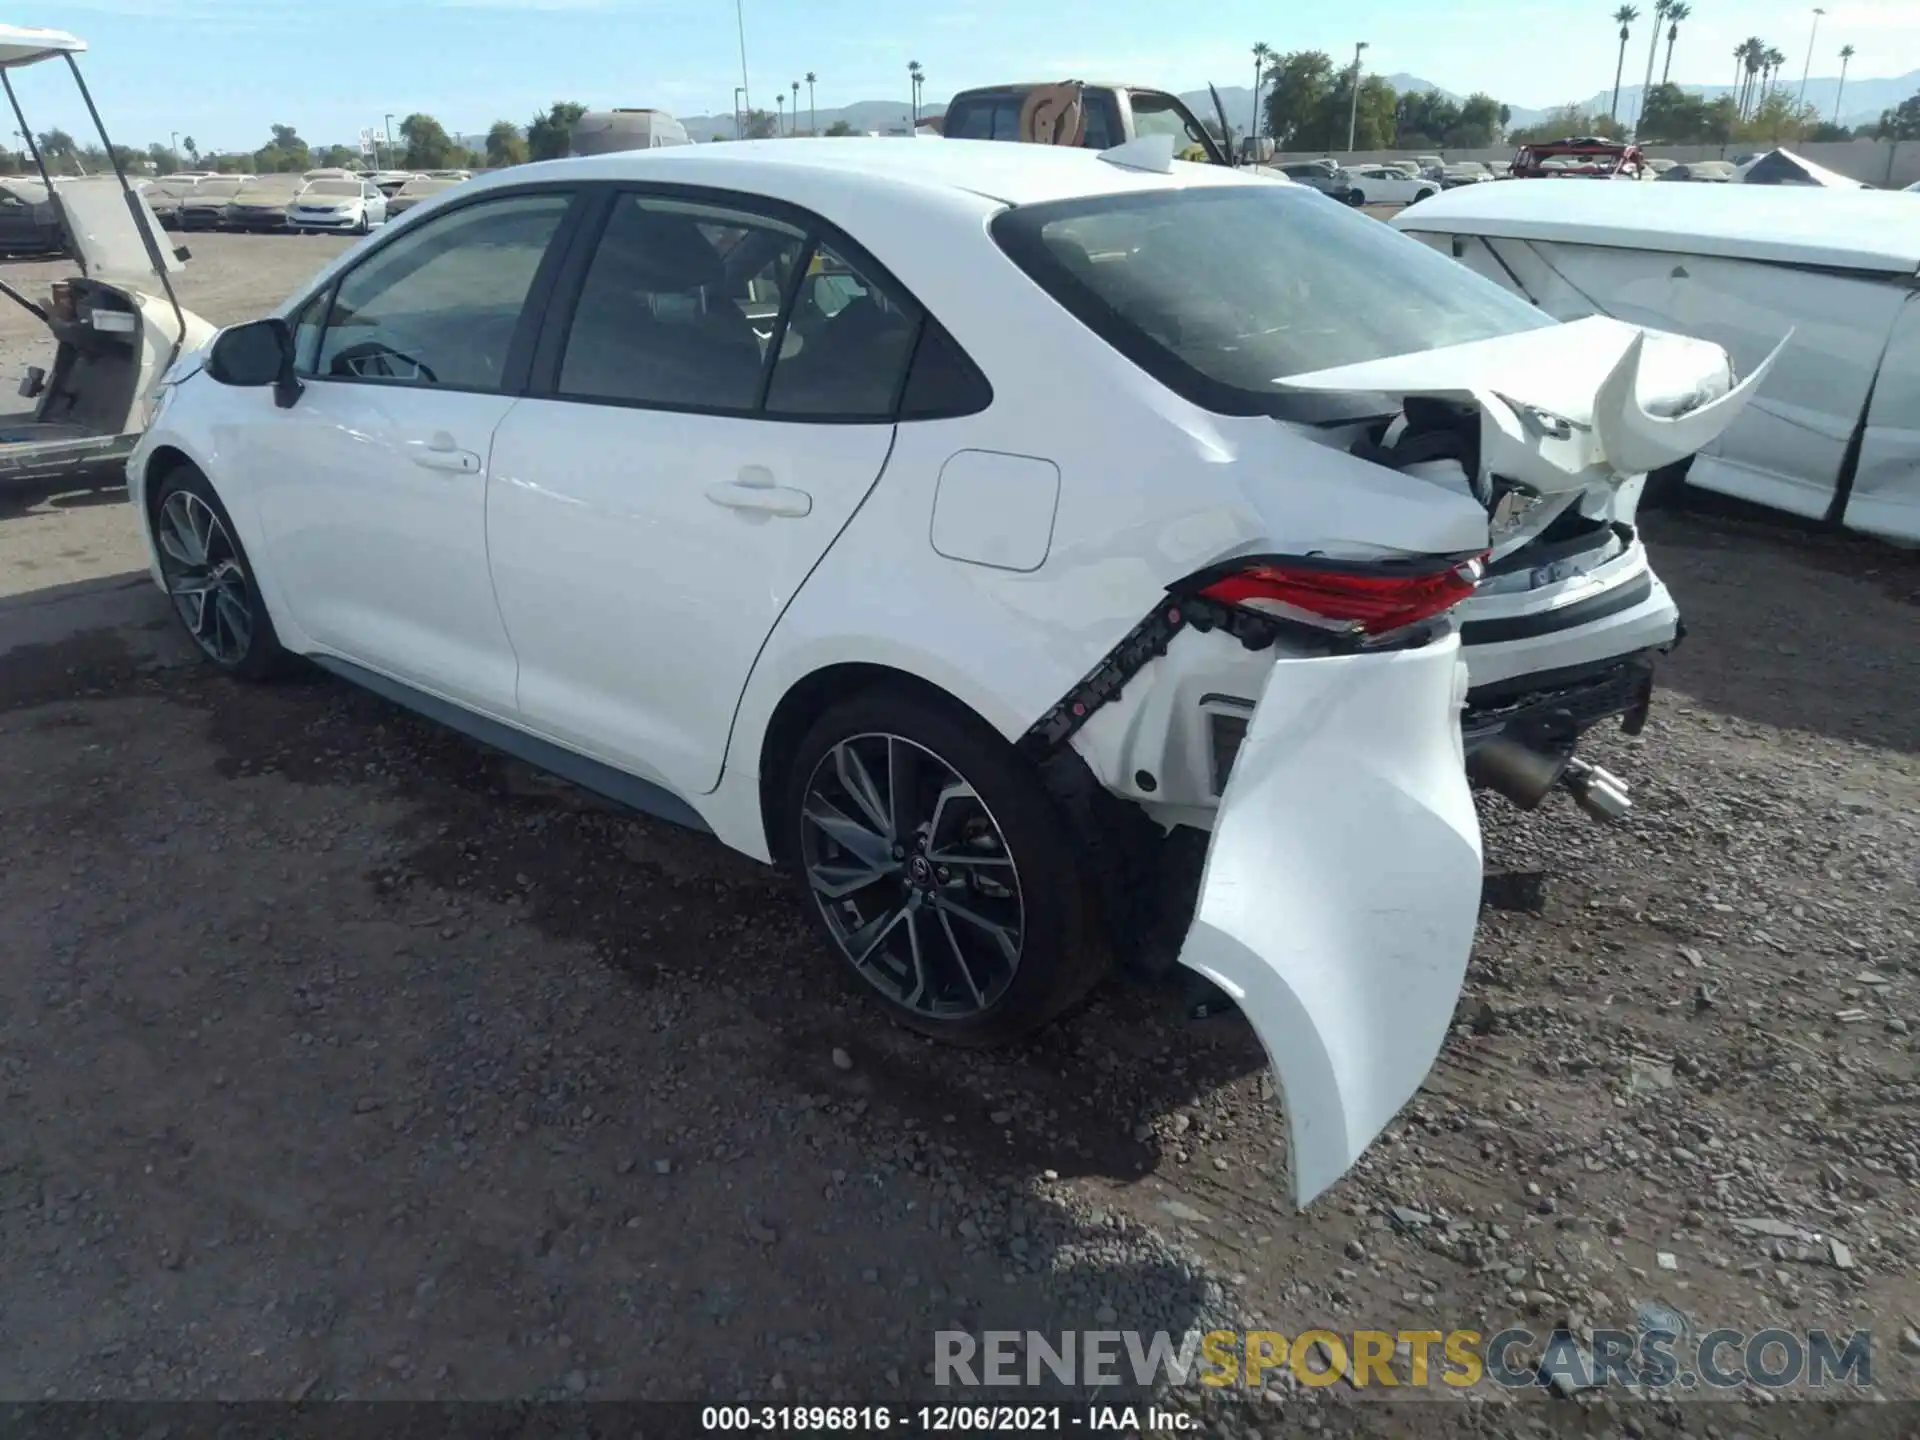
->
[1178, 631, 1484, 1207]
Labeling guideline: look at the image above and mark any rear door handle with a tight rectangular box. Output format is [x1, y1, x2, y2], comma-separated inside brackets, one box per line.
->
[408, 431, 481, 474]
[705, 467, 812, 518]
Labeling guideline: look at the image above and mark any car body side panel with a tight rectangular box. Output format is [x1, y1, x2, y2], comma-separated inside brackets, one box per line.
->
[1846, 290, 1920, 545]
[1179, 631, 1482, 1208]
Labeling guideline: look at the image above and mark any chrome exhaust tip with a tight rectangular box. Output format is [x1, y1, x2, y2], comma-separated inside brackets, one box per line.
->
[1562, 757, 1632, 823]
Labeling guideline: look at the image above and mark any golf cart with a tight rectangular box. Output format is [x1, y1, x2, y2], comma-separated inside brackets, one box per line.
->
[0, 25, 213, 484]
[1508, 136, 1648, 180]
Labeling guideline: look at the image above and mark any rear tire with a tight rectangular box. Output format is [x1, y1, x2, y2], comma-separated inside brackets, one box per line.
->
[782, 685, 1110, 1047]
[150, 464, 289, 681]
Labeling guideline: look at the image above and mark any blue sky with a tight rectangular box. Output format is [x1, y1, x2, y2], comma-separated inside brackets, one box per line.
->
[25, 0, 1920, 152]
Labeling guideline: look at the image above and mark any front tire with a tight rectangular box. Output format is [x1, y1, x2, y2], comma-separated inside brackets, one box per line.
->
[782, 686, 1110, 1047]
[151, 464, 288, 680]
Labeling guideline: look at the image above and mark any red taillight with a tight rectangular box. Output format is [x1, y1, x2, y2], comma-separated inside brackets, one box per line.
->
[1195, 555, 1486, 636]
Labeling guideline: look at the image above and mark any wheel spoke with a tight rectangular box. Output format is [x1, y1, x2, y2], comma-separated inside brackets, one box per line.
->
[887, 737, 921, 846]
[802, 794, 892, 870]
[213, 586, 252, 658]
[901, 905, 933, 1009]
[808, 859, 894, 901]
[933, 907, 987, 1009]
[930, 892, 1021, 967]
[844, 902, 910, 965]
[835, 743, 892, 840]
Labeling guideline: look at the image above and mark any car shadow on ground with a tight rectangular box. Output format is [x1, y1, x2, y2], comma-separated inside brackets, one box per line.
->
[1643, 499, 1920, 755]
[0, 471, 132, 522]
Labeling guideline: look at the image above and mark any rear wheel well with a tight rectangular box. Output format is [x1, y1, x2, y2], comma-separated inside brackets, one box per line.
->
[756, 663, 999, 865]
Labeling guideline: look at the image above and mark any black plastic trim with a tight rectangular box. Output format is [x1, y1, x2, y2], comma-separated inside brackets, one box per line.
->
[308, 656, 714, 834]
[1460, 572, 1654, 646]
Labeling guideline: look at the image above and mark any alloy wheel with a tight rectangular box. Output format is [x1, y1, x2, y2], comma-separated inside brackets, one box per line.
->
[799, 733, 1025, 1020]
[156, 489, 254, 667]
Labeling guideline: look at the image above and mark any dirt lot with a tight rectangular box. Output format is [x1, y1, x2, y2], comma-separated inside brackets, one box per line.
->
[1, 232, 1918, 1429]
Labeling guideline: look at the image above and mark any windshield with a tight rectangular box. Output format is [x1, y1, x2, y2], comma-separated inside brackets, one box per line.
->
[195, 178, 243, 197]
[991, 184, 1552, 417]
[234, 179, 294, 200]
[306, 180, 363, 197]
[396, 178, 451, 198]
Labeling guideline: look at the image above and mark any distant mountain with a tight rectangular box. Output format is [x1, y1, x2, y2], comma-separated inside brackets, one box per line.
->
[674, 67, 1917, 144]
[1532, 70, 1918, 132]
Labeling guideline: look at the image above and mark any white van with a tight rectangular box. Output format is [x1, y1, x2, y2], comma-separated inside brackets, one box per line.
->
[1393, 181, 1920, 544]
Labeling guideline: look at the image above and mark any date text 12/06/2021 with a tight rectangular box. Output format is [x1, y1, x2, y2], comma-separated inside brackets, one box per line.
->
[702, 1406, 1193, 1432]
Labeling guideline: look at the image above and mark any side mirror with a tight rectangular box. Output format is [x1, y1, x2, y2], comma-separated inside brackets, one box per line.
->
[205, 316, 302, 409]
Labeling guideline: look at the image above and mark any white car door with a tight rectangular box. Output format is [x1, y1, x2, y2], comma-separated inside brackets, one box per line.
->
[244, 188, 578, 715]
[484, 191, 918, 802]
[362, 181, 387, 225]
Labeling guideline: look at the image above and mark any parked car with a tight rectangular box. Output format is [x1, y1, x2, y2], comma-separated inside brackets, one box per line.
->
[941, 81, 1230, 165]
[223, 177, 299, 231]
[288, 176, 388, 234]
[365, 170, 418, 197]
[0, 25, 216, 487]
[1440, 161, 1494, 188]
[382, 174, 459, 217]
[1345, 164, 1439, 205]
[1393, 180, 1915, 545]
[1275, 161, 1362, 204]
[131, 139, 1757, 1206]
[0, 175, 62, 254]
[177, 175, 244, 230]
[1509, 137, 1648, 179]
[1656, 160, 1736, 182]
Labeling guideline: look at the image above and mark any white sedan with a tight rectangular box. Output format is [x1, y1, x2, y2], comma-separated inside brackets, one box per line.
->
[286, 176, 388, 234]
[128, 137, 1757, 1206]
[1347, 164, 1440, 205]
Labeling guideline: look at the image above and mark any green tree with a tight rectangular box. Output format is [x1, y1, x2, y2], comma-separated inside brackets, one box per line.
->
[181, 135, 199, 164]
[527, 101, 587, 160]
[400, 113, 458, 168]
[1610, 5, 1639, 121]
[740, 107, 779, 139]
[1394, 89, 1461, 147]
[1637, 83, 1737, 142]
[147, 142, 183, 173]
[1261, 50, 1336, 148]
[486, 120, 528, 167]
[1452, 92, 1503, 147]
[315, 143, 360, 168]
[1877, 91, 1920, 141]
[824, 118, 856, 137]
[253, 122, 310, 173]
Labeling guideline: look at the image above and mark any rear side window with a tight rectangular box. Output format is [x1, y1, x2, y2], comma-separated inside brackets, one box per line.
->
[312, 192, 570, 391]
[764, 243, 922, 420]
[897, 319, 992, 419]
[557, 193, 806, 412]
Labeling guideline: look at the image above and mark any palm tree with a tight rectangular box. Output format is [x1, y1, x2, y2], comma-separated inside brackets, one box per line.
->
[1763, 45, 1787, 108]
[806, 71, 817, 136]
[1834, 43, 1855, 125]
[1610, 5, 1640, 121]
[1251, 41, 1272, 143]
[790, 79, 801, 132]
[907, 59, 923, 124]
[1637, 0, 1669, 134]
[1662, 2, 1690, 84]
[1737, 37, 1764, 116]
[776, 93, 785, 135]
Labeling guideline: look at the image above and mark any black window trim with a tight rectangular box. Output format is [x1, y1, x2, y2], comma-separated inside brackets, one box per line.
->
[524, 179, 993, 426]
[292, 180, 591, 399]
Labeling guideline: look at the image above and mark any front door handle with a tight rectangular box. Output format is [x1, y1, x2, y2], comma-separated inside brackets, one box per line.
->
[705, 467, 812, 518]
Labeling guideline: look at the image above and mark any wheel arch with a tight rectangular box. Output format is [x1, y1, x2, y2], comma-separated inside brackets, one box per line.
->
[754, 660, 1007, 866]
[137, 443, 202, 529]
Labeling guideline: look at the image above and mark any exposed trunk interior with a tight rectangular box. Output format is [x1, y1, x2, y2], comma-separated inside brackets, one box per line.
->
[0, 276, 142, 482]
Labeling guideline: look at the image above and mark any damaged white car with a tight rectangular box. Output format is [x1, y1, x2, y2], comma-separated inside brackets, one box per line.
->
[127, 136, 1761, 1205]
[0, 26, 214, 484]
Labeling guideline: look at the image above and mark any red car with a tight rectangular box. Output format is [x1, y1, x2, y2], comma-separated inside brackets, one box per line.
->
[1508, 136, 1647, 179]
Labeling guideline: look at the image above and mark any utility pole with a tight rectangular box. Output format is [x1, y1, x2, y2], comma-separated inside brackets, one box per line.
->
[734, 86, 747, 139]
[735, 0, 752, 119]
[384, 112, 395, 166]
[1796, 7, 1825, 109]
[1346, 41, 1369, 154]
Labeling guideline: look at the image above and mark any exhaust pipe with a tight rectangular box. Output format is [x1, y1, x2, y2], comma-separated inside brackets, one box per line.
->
[1466, 735, 1570, 810]
[1467, 737, 1633, 824]
[1562, 757, 1631, 822]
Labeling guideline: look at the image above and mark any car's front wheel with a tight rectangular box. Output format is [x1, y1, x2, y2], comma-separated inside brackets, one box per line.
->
[151, 464, 288, 680]
[783, 686, 1109, 1047]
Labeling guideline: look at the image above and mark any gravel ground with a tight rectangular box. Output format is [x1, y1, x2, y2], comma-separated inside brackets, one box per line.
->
[0, 231, 1916, 1431]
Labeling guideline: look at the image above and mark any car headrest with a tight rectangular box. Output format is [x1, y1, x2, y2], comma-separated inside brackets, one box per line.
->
[601, 207, 726, 292]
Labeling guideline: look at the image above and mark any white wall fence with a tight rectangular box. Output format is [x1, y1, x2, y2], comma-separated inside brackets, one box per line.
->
[1269, 139, 1918, 189]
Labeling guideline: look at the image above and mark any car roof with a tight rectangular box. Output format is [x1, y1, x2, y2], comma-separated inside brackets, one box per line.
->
[464, 137, 1279, 211]
[1392, 177, 1920, 275]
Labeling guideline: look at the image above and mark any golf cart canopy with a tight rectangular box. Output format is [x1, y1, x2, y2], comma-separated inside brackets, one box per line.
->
[0, 24, 84, 67]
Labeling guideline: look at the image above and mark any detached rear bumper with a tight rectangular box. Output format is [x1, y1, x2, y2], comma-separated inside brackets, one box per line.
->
[1177, 633, 1482, 1208]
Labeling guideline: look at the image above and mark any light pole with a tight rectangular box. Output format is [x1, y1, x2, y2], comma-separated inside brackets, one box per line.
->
[1796, 7, 1825, 109]
[169, 130, 178, 160]
[384, 112, 395, 166]
[734, 86, 747, 139]
[734, 0, 751, 121]
[1346, 41, 1369, 154]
